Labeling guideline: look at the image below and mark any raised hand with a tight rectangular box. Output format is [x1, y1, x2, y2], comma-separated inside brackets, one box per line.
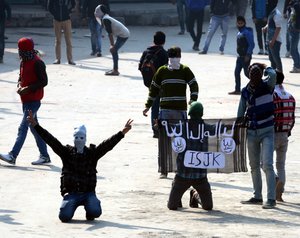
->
[122, 119, 133, 135]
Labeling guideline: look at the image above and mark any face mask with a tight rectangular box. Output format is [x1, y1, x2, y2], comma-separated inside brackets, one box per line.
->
[168, 57, 181, 70]
[73, 125, 87, 154]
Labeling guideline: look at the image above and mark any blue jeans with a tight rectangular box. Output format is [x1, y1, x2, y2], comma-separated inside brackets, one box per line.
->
[88, 17, 102, 54]
[289, 30, 300, 69]
[274, 132, 288, 190]
[268, 40, 282, 72]
[10, 101, 49, 159]
[247, 127, 276, 200]
[234, 56, 251, 92]
[202, 15, 230, 53]
[112, 36, 128, 70]
[176, 0, 188, 32]
[59, 192, 102, 222]
[151, 95, 160, 132]
[0, 20, 5, 58]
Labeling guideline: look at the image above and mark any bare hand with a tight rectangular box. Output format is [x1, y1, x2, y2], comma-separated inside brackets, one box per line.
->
[122, 119, 133, 135]
[26, 110, 38, 127]
[143, 108, 149, 117]
[110, 46, 115, 53]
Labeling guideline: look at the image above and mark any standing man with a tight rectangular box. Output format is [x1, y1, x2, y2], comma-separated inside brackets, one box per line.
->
[95, 4, 130, 76]
[186, 0, 210, 51]
[170, 0, 188, 35]
[0, 37, 51, 166]
[139, 31, 168, 138]
[199, 0, 232, 55]
[82, 0, 110, 57]
[229, 16, 255, 95]
[143, 46, 199, 178]
[251, 0, 268, 55]
[0, 0, 11, 64]
[238, 63, 277, 209]
[262, 0, 283, 72]
[48, 0, 76, 65]
[273, 71, 296, 201]
[287, 0, 300, 73]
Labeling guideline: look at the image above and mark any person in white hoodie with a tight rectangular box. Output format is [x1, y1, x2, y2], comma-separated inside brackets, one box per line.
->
[95, 4, 130, 76]
[273, 70, 295, 202]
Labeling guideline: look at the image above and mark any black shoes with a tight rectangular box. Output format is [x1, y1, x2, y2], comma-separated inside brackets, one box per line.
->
[68, 61, 76, 65]
[262, 199, 276, 209]
[228, 91, 241, 95]
[241, 197, 263, 205]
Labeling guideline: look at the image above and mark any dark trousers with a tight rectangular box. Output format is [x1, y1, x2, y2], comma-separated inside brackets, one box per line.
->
[234, 56, 251, 92]
[0, 21, 5, 58]
[188, 9, 204, 48]
[168, 175, 213, 210]
[254, 19, 267, 51]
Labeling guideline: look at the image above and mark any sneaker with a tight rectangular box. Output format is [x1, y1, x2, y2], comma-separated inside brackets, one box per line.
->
[241, 197, 263, 205]
[31, 156, 51, 165]
[178, 30, 184, 35]
[86, 214, 95, 221]
[199, 50, 207, 55]
[228, 91, 241, 95]
[264, 50, 269, 55]
[189, 189, 199, 208]
[258, 49, 264, 55]
[159, 173, 167, 179]
[68, 61, 76, 65]
[220, 51, 224, 55]
[53, 59, 60, 64]
[192, 44, 199, 51]
[0, 153, 16, 165]
[285, 51, 290, 58]
[290, 67, 300, 73]
[96, 52, 102, 57]
[90, 52, 96, 56]
[262, 199, 276, 209]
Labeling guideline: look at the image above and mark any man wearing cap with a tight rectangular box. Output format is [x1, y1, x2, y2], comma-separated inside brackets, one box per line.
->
[26, 110, 133, 222]
[143, 46, 199, 178]
[167, 101, 213, 211]
[0, 37, 51, 166]
[237, 63, 277, 209]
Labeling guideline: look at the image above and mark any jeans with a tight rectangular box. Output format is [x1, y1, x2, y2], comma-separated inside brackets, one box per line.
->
[188, 9, 205, 47]
[289, 30, 300, 69]
[254, 19, 268, 51]
[234, 56, 251, 92]
[202, 15, 230, 53]
[59, 192, 102, 222]
[0, 20, 4, 58]
[168, 175, 213, 210]
[112, 36, 128, 70]
[151, 95, 160, 132]
[176, 0, 188, 32]
[268, 40, 282, 72]
[88, 17, 102, 54]
[286, 23, 291, 52]
[247, 127, 276, 200]
[10, 101, 49, 159]
[274, 132, 288, 189]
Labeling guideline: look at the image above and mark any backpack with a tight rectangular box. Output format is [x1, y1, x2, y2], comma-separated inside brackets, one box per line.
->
[140, 49, 162, 88]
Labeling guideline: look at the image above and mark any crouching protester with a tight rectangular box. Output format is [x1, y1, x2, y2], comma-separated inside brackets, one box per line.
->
[27, 110, 133, 222]
[167, 102, 213, 211]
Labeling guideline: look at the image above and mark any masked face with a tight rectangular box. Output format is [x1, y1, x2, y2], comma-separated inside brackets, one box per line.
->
[73, 125, 87, 154]
[168, 57, 181, 70]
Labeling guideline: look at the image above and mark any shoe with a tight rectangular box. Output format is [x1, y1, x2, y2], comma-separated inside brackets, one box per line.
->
[153, 133, 159, 139]
[0, 57, 3, 63]
[0, 153, 16, 165]
[53, 59, 60, 64]
[228, 91, 241, 95]
[285, 51, 290, 58]
[86, 215, 95, 221]
[90, 52, 96, 56]
[192, 44, 199, 51]
[105, 70, 120, 76]
[96, 52, 102, 57]
[262, 199, 276, 209]
[199, 50, 207, 55]
[241, 197, 263, 205]
[68, 61, 76, 65]
[31, 156, 51, 165]
[220, 51, 224, 55]
[258, 49, 264, 55]
[276, 179, 284, 202]
[290, 67, 300, 73]
[264, 50, 269, 55]
[189, 189, 199, 208]
[159, 173, 167, 179]
[178, 30, 184, 35]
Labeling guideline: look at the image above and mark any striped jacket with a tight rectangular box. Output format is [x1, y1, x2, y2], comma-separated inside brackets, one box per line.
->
[145, 64, 198, 110]
[273, 85, 295, 135]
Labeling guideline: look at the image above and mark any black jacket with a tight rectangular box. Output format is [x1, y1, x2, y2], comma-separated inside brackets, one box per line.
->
[34, 124, 124, 196]
[138, 45, 168, 72]
[48, 0, 76, 21]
